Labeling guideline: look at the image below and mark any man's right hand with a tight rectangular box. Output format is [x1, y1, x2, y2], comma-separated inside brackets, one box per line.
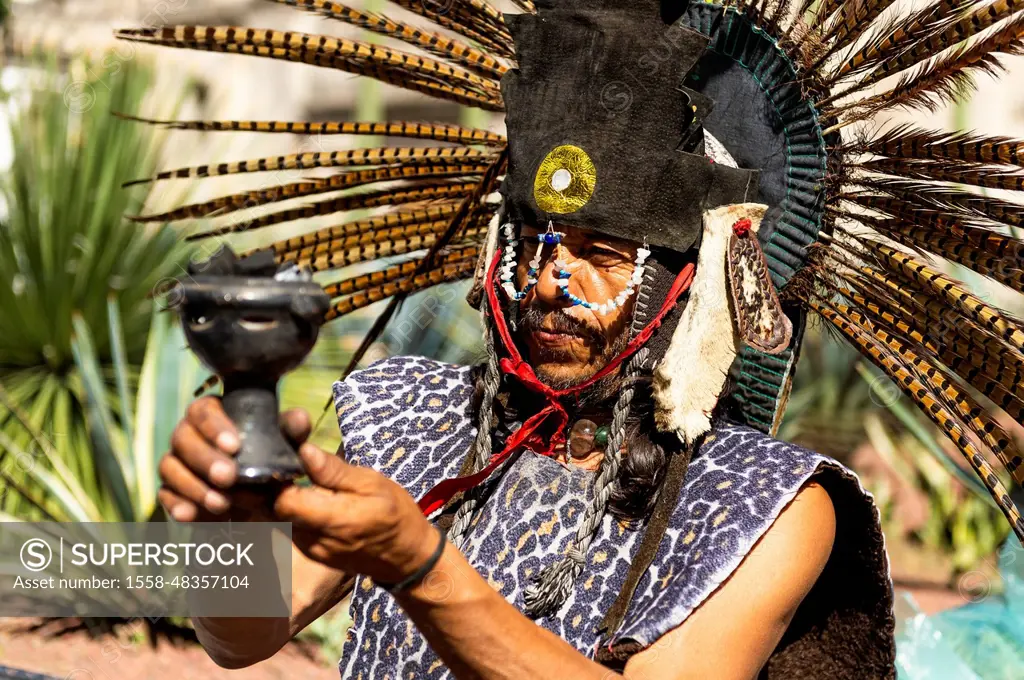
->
[158, 397, 311, 523]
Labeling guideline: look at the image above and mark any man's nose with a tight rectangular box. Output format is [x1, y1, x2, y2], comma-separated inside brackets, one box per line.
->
[533, 253, 572, 305]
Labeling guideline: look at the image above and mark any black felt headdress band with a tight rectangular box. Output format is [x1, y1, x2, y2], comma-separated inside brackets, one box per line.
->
[500, 1, 760, 253]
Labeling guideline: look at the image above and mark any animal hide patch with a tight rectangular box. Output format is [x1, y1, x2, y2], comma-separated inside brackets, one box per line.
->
[654, 204, 767, 445]
[727, 219, 792, 355]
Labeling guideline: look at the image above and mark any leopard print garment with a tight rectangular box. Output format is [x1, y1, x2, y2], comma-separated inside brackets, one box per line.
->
[332, 356, 896, 679]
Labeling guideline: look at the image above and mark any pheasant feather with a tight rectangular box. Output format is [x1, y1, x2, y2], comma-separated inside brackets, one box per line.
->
[187, 184, 477, 241]
[130, 164, 489, 224]
[812, 299, 1024, 540]
[266, 0, 508, 79]
[123, 147, 497, 187]
[325, 260, 478, 321]
[115, 114, 506, 146]
[321, 247, 481, 299]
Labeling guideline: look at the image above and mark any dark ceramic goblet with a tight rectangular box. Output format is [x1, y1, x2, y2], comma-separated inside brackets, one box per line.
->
[178, 263, 330, 485]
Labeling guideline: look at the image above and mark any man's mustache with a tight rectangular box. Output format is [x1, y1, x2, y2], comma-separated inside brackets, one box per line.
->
[519, 306, 606, 348]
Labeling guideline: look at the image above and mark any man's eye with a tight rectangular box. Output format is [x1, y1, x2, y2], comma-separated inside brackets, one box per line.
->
[588, 245, 628, 260]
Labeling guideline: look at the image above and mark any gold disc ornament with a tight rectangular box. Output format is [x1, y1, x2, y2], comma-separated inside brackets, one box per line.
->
[533, 145, 597, 214]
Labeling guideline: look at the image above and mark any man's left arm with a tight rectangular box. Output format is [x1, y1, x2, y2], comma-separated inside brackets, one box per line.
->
[274, 441, 835, 680]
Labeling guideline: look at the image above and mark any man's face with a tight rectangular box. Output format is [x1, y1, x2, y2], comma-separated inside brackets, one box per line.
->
[515, 224, 638, 388]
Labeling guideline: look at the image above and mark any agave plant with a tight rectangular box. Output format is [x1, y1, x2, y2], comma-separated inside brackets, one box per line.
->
[0, 57, 191, 518]
[0, 299, 203, 522]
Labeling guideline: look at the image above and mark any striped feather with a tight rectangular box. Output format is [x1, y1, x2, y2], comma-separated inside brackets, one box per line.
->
[113, 114, 507, 146]
[844, 179, 1024, 229]
[838, 276, 1024, 426]
[824, 0, 900, 52]
[291, 223, 487, 273]
[841, 206, 1024, 260]
[339, 148, 508, 377]
[860, 0, 1024, 88]
[124, 146, 497, 186]
[849, 258, 1024, 374]
[824, 239, 1024, 372]
[115, 26, 498, 92]
[187, 184, 476, 240]
[264, 205, 473, 255]
[859, 12, 1024, 114]
[267, 0, 508, 79]
[835, 299, 1024, 483]
[811, 299, 1024, 540]
[114, 27, 504, 111]
[385, 0, 514, 56]
[856, 157, 1024, 191]
[869, 242, 1024, 350]
[509, 0, 537, 12]
[810, 0, 844, 29]
[833, 0, 966, 78]
[836, 297, 1024, 479]
[856, 125, 1024, 165]
[278, 217, 489, 267]
[270, 204, 496, 261]
[128, 165, 489, 223]
[325, 260, 478, 321]
[320, 247, 480, 299]
[863, 221, 1024, 291]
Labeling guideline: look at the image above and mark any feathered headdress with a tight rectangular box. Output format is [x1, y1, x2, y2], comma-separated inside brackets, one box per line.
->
[119, 0, 1024, 550]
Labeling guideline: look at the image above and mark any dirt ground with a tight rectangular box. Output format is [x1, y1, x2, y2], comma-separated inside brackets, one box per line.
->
[0, 620, 337, 680]
[1, 584, 962, 679]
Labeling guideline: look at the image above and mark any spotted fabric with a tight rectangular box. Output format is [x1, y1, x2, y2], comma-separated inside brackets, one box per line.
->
[333, 356, 895, 679]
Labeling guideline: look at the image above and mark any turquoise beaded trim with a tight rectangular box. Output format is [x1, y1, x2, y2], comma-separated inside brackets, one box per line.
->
[682, 4, 829, 433]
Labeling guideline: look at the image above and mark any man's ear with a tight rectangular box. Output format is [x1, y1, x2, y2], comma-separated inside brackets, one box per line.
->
[652, 203, 768, 445]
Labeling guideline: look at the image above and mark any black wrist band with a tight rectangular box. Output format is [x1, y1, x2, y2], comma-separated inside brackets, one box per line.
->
[375, 524, 447, 595]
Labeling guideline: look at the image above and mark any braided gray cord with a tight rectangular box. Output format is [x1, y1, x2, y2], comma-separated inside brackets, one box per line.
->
[522, 346, 647, 617]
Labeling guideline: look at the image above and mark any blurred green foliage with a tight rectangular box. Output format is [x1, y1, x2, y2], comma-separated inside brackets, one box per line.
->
[0, 58, 191, 518]
[0, 300, 202, 522]
[782, 326, 1010, 573]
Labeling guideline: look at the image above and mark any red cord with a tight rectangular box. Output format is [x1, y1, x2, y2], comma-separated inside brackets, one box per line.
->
[418, 252, 696, 516]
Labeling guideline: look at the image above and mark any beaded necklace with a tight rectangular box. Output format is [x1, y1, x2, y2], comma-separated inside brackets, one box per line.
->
[566, 418, 612, 461]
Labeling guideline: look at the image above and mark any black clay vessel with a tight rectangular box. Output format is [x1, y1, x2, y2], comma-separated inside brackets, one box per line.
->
[178, 247, 330, 485]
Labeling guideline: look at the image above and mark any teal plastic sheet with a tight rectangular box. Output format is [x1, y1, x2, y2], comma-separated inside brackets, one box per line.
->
[896, 541, 1024, 679]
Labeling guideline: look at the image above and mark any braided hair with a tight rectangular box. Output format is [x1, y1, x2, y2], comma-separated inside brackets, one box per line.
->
[453, 230, 680, 616]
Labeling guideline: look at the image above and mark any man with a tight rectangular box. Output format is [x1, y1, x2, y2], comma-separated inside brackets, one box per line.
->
[128, 0, 1024, 678]
[161, 221, 868, 678]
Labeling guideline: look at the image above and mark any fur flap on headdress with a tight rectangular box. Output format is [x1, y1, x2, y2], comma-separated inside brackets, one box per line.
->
[653, 203, 768, 445]
[467, 193, 504, 311]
